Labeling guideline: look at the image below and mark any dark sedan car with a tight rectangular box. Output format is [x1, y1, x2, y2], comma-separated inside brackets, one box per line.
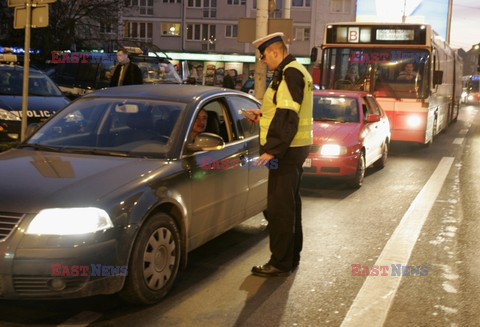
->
[0, 63, 70, 143]
[0, 84, 267, 304]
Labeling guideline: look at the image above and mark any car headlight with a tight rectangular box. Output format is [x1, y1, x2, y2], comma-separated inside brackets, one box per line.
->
[0, 108, 21, 121]
[406, 115, 422, 128]
[320, 144, 347, 156]
[26, 208, 114, 235]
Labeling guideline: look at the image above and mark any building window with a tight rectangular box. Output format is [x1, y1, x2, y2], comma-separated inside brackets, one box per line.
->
[225, 25, 237, 38]
[124, 21, 153, 40]
[227, 0, 246, 4]
[330, 0, 350, 13]
[163, 0, 181, 3]
[100, 22, 114, 34]
[139, 0, 153, 15]
[294, 27, 310, 41]
[188, 24, 216, 50]
[188, 0, 202, 7]
[292, 0, 310, 7]
[161, 23, 181, 36]
[203, 0, 217, 18]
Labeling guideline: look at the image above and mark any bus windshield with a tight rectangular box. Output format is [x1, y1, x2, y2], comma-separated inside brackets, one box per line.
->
[321, 48, 429, 99]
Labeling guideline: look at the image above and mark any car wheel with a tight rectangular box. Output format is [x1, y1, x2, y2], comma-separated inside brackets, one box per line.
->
[348, 152, 365, 188]
[120, 212, 181, 305]
[374, 141, 388, 169]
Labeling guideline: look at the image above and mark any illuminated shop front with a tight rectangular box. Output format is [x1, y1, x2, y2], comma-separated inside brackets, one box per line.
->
[156, 51, 311, 89]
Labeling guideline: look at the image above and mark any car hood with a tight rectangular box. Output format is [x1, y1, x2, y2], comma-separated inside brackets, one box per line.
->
[312, 121, 361, 144]
[0, 149, 170, 213]
[0, 95, 69, 112]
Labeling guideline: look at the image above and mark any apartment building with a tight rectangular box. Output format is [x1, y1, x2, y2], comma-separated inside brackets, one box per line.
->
[121, 0, 355, 86]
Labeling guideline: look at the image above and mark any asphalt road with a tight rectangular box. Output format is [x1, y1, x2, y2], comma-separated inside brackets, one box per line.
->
[1, 104, 479, 327]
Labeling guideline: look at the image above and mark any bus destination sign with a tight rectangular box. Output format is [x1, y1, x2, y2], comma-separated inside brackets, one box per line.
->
[376, 29, 415, 41]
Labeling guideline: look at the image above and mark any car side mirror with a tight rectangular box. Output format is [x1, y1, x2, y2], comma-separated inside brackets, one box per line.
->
[310, 47, 318, 63]
[187, 132, 225, 152]
[433, 70, 443, 86]
[365, 114, 380, 123]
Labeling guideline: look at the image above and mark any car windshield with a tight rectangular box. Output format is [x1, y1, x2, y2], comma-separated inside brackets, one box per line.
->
[313, 96, 359, 123]
[135, 59, 182, 84]
[27, 98, 185, 158]
[321, 48, 429, 99]
[0, 69, 63, 96]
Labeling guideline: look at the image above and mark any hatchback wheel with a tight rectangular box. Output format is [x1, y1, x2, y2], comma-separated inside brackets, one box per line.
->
[348, 152, 365, 188]
[374, 141, 388, 169]
[120, 212, 181, 305]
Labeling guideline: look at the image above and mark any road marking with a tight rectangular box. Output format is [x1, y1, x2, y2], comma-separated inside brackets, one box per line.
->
[453, 138, 464, 145]
[341, 157, 454, 327]
[56, 311, 103, 327]
[459, 129, 469, 135]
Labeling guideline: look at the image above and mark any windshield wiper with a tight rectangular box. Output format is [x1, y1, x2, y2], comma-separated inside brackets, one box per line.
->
[18, 143, 62, 152]
[314, 117, 341, 122]
[61, 147, 130, 157]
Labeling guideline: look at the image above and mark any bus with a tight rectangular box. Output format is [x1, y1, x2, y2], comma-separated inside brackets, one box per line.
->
[461, 75, 480, 105]
[316, 23, 463, 145]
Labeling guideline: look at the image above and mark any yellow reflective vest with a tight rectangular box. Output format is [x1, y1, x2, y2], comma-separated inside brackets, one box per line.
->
[259, 60, 313, 147]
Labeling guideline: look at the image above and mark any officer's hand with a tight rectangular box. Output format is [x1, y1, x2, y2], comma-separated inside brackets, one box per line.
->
[255, 153, 274, 166]
[241, 109, 262, 123]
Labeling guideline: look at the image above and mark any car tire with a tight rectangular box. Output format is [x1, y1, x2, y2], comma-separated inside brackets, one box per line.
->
[120, 212, 181, 305]
[374, 141, 388, 169]
[348, 152, 365, 189]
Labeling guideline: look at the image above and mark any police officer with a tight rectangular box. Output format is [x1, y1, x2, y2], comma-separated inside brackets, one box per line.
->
[245, 32, 313, 277]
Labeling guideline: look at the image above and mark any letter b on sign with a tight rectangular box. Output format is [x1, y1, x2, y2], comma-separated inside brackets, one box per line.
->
[348, 27, 359, 43]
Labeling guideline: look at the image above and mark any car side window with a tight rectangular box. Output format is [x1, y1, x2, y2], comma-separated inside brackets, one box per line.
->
[361, 97, 371, 118]
[226, 96, 260, 139]
[201, 99, 237, 142]
[365, 96, 381, 116]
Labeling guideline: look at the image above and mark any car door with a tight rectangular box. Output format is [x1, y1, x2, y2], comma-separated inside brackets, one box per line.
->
[366, 95, 390, 145]
[187, 97, 249, 250]
[226, 95, 268, 219]
[361, 96, 382, 166]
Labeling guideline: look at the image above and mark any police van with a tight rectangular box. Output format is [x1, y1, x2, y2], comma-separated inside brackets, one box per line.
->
[50, 47, 190, 99]
[0, 53, 70, 143]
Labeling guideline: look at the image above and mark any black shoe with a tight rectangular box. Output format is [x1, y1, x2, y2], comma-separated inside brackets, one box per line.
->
[291, 261, 299, 272]
[251, 263, 291, 277]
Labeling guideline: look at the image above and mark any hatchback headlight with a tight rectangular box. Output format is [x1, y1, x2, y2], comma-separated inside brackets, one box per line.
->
[320, 144, 347, 156]
[0, 109, 21, 121]
[26, 208, 113, 235]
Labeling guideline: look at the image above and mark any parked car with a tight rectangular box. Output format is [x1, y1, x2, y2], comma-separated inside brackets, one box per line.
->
[241, 76, 272, 95]
[50, 49, 185, 99]
[0, 63, 70, 143]
[0, 84, 267, 304]
[304, 90, 391, 188]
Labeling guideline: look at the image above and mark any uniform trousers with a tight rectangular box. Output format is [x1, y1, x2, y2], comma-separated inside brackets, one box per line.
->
[265, 146, 309, 271]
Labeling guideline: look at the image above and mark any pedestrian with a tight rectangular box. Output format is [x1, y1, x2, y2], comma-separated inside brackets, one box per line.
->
[244, 32, 313, 277]
[222, 69, 236, 89]
[110, 48, 143, 87]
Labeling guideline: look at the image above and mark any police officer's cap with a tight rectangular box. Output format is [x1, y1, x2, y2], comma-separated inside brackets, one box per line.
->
[252, 32, 285, 54]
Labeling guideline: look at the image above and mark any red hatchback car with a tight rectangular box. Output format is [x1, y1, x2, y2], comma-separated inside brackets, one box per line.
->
[303, 90, 391, 188]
